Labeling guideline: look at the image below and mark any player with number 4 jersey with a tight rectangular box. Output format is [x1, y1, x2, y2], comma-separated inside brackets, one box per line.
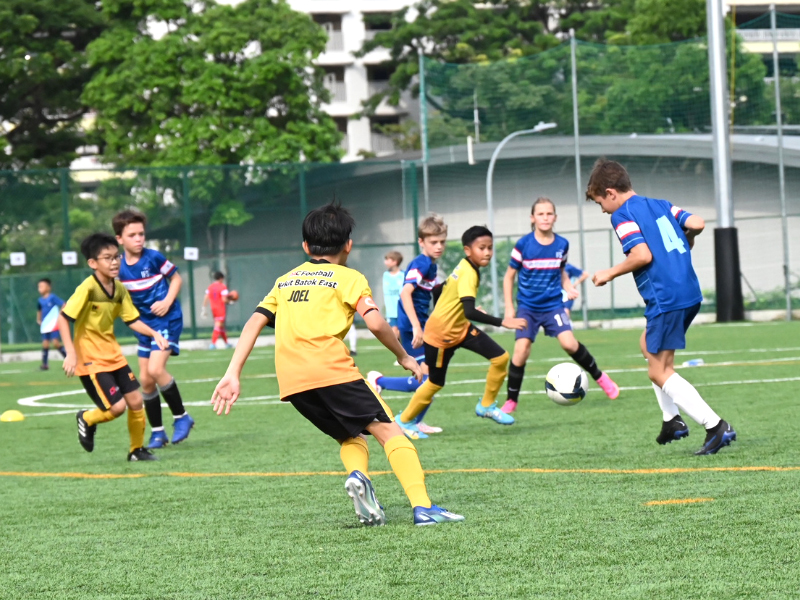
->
[587, 159, 735, 455]
[500, 197, 619, 414]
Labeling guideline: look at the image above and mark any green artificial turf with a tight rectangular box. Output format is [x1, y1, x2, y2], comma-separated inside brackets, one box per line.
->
[1, 322, 799, 599]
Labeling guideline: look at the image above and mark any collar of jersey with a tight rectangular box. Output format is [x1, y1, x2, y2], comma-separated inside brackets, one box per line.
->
[92, 273, 116, 300]
[309, 259, 332, 264]
[465, 257, 481, 282]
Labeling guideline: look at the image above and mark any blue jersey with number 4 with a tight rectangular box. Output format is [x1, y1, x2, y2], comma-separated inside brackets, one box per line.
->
[611, 195, 702, 318]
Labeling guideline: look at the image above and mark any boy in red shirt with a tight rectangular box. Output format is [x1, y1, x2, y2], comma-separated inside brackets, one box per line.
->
[203, 272, 232, 348]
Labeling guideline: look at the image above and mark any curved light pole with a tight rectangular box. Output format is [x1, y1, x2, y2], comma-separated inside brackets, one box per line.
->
[486, 122, 557, 316]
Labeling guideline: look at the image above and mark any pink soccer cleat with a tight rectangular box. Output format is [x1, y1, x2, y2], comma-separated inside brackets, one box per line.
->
[500, 400, 518, 414]
[417, 422, 443, 434]
[596, 372, 620, 400]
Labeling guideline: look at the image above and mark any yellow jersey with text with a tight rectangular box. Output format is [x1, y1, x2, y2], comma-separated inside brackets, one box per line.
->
[423, 258, 480, 349]
[61, 275, 140, 376]
[256, 260, 378, 398]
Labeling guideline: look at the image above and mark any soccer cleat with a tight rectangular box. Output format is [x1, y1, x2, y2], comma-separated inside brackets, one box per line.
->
[656, 415, 689, 445]
[694, 420, 736, 455]
[413, 504, 465, 526]
[40, 364, 49, 371]
[344, 470, 386, 526]
[500, 399, 518, 414]
[475, 401, 515, 425]
[171, 414, 195, 444]
[208, 343, 216, 350]
[76, 410, 96, 453]
[147, 430, 169, 449]
[395, 415, 428, 439]
[596, 372, 620, 400]
[127, 447, 158, 461]
[366, 371, 383, 394]
[417, 422, 443, 434]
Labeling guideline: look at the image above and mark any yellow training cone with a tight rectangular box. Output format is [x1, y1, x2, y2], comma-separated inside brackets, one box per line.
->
[0, 410, 25, 422]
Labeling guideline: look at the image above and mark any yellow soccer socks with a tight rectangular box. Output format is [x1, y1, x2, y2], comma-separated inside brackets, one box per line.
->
[82, 407, 116, 426]
[400, 380, 442, 423]
[340, 436, 370, 478]
[384, 435, 432, 508]
[128, 408, 146, 452]
[481, 352, 509, 407]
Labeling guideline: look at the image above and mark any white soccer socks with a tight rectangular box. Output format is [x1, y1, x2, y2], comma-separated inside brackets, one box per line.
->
[652, 382, 680, 421]
[661, 373, 721, 429]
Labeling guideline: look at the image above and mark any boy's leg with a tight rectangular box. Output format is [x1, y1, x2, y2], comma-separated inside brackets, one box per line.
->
[554, 317, 619, 399]
[41, 338, 50, 369]
[340, 435, 370, 477]
[640, 331, 681, 421]
[53, 339, 66, 357]
[460, 327, 514, 425]
[123, 389, 149, 455]
[503, 337, 532, 412]
[138, 355, 163, 427]
[77, 372, 130, 452]
[398, 343, 451, 426]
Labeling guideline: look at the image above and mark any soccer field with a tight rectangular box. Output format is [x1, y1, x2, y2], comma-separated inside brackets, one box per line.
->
[1, 322, 799, 599]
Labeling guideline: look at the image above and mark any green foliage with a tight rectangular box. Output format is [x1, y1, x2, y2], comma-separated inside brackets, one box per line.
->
[84, 0, 342, 167]
[0, 0, 107, 169]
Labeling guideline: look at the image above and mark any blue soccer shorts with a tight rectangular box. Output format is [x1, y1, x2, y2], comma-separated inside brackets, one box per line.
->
[399, 327, 426, 364]
[645, 303, 701, 354]
[135, 315, 183, 359]
[515, 307, 573, 342]
[387, 317, 398, 327]
[41, 331, 61, 342]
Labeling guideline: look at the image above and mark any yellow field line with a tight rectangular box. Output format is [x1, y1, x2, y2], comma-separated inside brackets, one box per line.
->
[2, 465, 799, 479]
[644, 498, 715, 506]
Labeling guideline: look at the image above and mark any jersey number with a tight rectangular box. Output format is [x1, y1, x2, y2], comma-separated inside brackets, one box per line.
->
[655, 216, 686, 254]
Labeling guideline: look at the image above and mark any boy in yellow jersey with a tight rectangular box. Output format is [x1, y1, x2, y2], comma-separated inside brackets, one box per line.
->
[58, 233, 170, 462]
[211, 203, 464, 527]
[397, 226, 526, 430]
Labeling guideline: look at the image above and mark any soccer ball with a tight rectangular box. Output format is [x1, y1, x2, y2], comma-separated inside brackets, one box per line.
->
[545, 363, 588, 406]
[228, 290, 239, 302]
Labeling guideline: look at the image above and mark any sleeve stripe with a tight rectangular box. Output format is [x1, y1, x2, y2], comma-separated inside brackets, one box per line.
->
[160, 260, 177, 276]
[510, 248, 523, 262]
[670, 206, 683, 218]
[254, 306, 275, 320]
[405, 268, 422, 283]
[615, 221, 641, 240]
[123, 317, 140, 326]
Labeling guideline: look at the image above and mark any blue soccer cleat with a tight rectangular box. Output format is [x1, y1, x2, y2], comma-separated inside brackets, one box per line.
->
[413, 504, 465, 526]
[395, 415, 428, 440]
[694, 420, 736, 455]
[147, 430, 169, 449]
[171, 414, 195, 444]
[656, 415, 689, 445]
[475, 400, 515, 425]
[344, 470, 386, 526]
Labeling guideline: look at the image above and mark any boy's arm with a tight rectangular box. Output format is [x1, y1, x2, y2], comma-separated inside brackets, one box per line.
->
[36, 309, 42, 325]
[683, 214, 705, 249]
[128, 319, 170, 350]
[362, 309, 422, 381]
[576, 271, 590, 286]
[151, 272, 183, 317]
[593, 243, 652, 286]
[57, 314, 77, 377]
[399, 283, 424, 348]
[503, 267, 517, 320]
[561, 269, 579, 300]
[212, 312, 270, 415]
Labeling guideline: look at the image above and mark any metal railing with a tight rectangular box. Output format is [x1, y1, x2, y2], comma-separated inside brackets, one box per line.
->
[325, 31, 344, 52]
[370, 132, 396, 154]
[737, 28, 800, 42]
[324, 80, 347, 103]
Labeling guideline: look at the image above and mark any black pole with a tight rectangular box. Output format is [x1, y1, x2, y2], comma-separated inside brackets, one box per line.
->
[714, 227, 745, 322]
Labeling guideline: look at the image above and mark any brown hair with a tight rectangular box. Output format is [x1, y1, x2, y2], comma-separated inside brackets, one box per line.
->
[530, 197, 556, 231]
[384, 250, 403, 266]
[417, 213, 448, 239]
[112, 209, 147, 236]
[586, 158, 632, 200]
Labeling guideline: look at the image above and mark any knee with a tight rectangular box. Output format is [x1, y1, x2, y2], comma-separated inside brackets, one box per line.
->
[125, 393, 143, 411]
[560, 337, 579, 354]
[147, 363, 164, 380]
[42, 341, 50, 349]
[491, 352, 509, 369]
[110, 401, 127, 417]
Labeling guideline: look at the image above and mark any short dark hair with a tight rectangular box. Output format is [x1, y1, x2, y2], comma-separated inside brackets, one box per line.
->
[302, 202, 355, 256]
[586, 159, 632, 199]
[81, 233, 119, 261]
[213, 271, 225, 281]
[462, 225, 493, 247]
[38, 278, 52, 286]
[112, 209, 147, 236]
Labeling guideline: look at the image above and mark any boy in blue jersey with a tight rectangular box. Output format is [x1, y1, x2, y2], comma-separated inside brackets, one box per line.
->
[562, 263, 588, 318]
[36, 278, 67, 370]
[113, 210, 194, 449]
[368, 214, 447, 439]
[587, 159, 736, 455]
[381, 250, 404, 337]
[501, 198, 619, 414]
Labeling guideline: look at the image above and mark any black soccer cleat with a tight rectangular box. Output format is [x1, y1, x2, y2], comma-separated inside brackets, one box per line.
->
[76, 410, 96, 453]
[694, 420, 736, 455]
[656, 415, 689, 445]
[127, 447, 159, 462]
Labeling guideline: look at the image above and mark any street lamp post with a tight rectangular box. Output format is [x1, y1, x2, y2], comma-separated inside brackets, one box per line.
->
[486, 122, 557, 316]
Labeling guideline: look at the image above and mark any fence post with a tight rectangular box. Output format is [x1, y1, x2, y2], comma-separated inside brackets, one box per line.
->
[609, 228, 615, 317]
[771, 5, 792, 321]
[570, 30, 590, 330]
[409, 162, 420, 254]
[183, 169, 198, 339]
[418, 53, 430, 214]
[299, 164, 308, 263]
[60, 168, 73, 288]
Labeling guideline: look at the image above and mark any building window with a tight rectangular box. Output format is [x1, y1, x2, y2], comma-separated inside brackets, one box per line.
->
[314, 14, 344, 51]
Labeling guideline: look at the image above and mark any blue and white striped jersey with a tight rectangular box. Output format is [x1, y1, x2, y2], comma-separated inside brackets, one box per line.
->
[118, 248, 182, 323]
[509, 232, 568, 312]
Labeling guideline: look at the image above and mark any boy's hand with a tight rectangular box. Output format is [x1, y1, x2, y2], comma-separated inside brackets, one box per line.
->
[153, 332, 170, 351]
[150, 299, 171, 317]
[201, 307, 208, 318]
[565, 287, 579, 300]
[398, 355, 423, 382]
[62, 353, 76, 377]
[411, 325, 424, 349]
[211, 374, 240, 415]
[502, 317, 527, 330]
[592, 269, 613, 287]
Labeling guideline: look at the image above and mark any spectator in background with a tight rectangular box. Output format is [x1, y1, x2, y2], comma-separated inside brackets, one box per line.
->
[382, 251, 404, 338]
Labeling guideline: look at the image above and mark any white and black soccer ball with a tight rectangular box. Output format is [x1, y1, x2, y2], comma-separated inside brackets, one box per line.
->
[545, 363, 589, 406]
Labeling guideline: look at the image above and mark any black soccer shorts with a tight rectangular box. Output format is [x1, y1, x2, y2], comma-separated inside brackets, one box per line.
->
[285, 379, 394, 441]
[424, 325, 506, 387]
[80, 365, 140, 411]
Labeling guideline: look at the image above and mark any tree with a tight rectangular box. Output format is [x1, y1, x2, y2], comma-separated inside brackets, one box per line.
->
[0, 0, 107, 169]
